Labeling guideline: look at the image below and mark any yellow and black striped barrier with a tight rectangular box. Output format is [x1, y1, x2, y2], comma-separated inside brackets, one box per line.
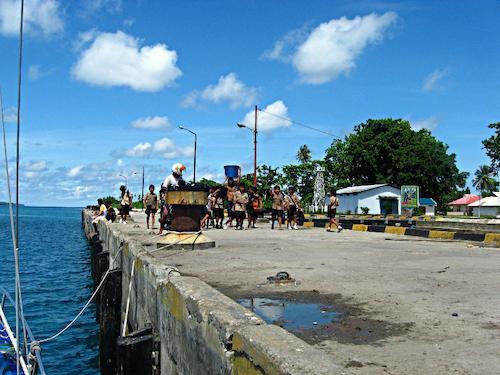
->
[302, 219, 498, 246]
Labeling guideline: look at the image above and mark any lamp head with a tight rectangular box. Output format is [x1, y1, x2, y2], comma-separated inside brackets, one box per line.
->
[179, 125, 184, 130]
[237, 123, 246, 128]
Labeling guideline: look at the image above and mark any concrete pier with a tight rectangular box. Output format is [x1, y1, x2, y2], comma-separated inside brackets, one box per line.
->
[82, 210, 338, 374]
[83, 209, 500, 374]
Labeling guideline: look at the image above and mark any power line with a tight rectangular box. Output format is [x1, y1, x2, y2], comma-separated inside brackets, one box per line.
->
[257, 108, 342, 139]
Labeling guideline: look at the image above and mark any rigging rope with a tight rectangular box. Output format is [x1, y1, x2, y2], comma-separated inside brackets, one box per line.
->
[1, 88, 27, 375]
[14, 1, 30, 373]
[40, 230, 201, 344]
[36, 246, 124, 345]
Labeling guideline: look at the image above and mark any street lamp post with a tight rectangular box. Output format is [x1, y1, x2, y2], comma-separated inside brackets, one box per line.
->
[179, 125, 197, 183]
[237, 105, 258, 187]
[119, 171, 137, 188]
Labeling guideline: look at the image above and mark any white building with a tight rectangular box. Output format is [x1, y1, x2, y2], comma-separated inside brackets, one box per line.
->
[335, 184, 401, 215]
[468, 193, 500, 217]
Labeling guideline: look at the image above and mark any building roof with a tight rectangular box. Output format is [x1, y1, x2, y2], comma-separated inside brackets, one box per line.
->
[448, 194, 481, 206]
[468, 194, 500, 207]
[337, 184, 396, 195]
[420, 198, 437, 206]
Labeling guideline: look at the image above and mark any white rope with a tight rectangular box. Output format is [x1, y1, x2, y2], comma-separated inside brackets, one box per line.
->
[39, 230, 201, 344]
[121, 232, 200, 337]
[36, 247, 123, 344]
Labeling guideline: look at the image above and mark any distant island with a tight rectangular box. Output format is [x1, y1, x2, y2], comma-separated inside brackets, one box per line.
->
[0, 202, 24, 207]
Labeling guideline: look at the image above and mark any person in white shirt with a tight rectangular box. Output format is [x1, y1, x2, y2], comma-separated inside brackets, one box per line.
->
[158, 163, 186, 234]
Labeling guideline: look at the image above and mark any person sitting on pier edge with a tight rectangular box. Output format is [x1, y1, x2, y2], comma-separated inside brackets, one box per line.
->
[105, 203, 117, 223]
[119, 185, 132, 224]
[143, 184, 159, 230]
[327, 190, 343, 233]
[158, 163, 186, 235]
[285, 186, 300, 230]
[270, 185, 284, 230]
[92, 198, 107, 230]
[224, 170, 241, 229]
[233, 183, 248, 230]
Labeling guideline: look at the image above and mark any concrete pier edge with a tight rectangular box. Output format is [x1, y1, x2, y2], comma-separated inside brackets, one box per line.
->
[82, 209, 340, 374]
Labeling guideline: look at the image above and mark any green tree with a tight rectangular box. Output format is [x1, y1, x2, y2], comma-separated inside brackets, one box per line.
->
[198, 178, 220, 187]
[472, 165, 498, 197]
[482, 122, 500, 172]
[281, 161, 320, 207]
[323, 118, 468, 211]
[296, 145, 312, 164]
[256, 165, 281, 199]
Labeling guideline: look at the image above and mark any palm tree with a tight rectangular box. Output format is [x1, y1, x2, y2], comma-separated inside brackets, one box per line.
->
[296, 145, 312, 164]
[472, 165, 498, 196]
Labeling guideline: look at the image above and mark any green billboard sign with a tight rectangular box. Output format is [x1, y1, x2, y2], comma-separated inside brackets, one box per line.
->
[401, 185, 419, 208]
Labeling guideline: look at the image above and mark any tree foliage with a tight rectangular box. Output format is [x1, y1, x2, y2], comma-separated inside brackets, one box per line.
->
[296, 145, 312, 164]
[472, 165, 498, 196]
[482, 122, 500, 172]
[323, 118, 468, 210]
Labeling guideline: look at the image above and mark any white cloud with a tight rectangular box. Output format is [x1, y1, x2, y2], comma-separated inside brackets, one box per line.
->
[411, 116, 438, 131]
[131, 116, 171, 129]
[123, 17, 135, 27]
[182, 73, 257, 109]
[126, 142, 152, 157]
[0, 0, 63, 36]
[125, 138, 193, 159]
[422, 68, 448, 92]
[28, 65, 40, 80]
[71, 30, 182, 92]
[3, 107, 17, 123]
[81, 0, 122, 14]
[266, 12, 397, 84]
[262, 26, 309, 62]
[241, 100, 291, 132]
[24, 160, 47, 171]
[67, 165, 83, 177]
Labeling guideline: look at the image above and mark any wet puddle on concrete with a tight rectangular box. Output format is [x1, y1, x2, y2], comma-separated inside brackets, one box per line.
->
[237, 297, 342, 331]
[227, 291, 414, 345]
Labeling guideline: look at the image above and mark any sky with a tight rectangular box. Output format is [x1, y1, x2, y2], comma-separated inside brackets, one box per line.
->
[0, 0, 498, 206]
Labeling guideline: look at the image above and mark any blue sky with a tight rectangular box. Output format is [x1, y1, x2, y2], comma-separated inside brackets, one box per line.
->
[0, 0, 498, 206]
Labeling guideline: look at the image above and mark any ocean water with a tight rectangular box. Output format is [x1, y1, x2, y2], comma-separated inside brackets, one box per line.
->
[0, 206, 100, 374]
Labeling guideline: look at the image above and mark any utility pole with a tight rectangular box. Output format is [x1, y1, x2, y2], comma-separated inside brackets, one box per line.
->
[253, 105, 258, 187]
[141, 166, 145, 212]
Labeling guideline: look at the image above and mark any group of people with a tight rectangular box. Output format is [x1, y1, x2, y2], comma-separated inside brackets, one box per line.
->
[92, 162, 344, 234]
[196, 169, 311, 231]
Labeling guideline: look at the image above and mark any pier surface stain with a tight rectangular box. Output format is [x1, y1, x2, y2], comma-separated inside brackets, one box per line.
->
[223, 289, 413, 345]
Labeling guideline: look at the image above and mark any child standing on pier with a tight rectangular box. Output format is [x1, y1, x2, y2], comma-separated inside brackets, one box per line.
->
[119, 185, 132, 224]
[143, 184, 158, 230]
[270, 186, 284, 230]
[247, 186, 261, 229]
[233, 183, 248, 230]
[212, 189, 225, 229]
[285, 186, 300, 230]
[327, 190, 343, 232]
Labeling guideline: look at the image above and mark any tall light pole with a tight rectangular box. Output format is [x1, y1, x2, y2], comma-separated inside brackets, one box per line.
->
[179, 125, 197, 183]
[237, 105, 258, 187]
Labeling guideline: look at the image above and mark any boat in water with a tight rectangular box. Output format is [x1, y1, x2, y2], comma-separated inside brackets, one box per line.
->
[0, 289, 45, 374]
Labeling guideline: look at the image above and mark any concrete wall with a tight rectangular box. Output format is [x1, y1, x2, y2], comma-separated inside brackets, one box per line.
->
[338, 186, 401, 215]
[83, 210, 338, 374]
[471, 206, 498, 217]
